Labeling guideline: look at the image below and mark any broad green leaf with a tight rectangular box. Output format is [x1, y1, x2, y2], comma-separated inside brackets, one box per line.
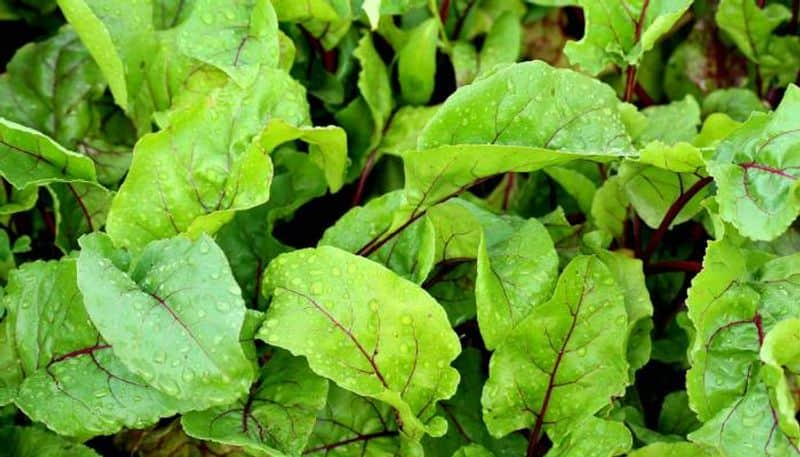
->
[0, 28, 105, 147]
[618, 161, 709, 229]
[760, 318, 800, 439]
[476, 218, 558, 350]
[178, 0, 279, 87]
[398, 19, 438, 106]
[0, 426, 100, 456]
[181, 350, 329, 455]
[546, 416, 632, 457]
[689, 383, 800, 456]
[706, 85, 800, 241]
[257, 119, 348, 192]
[482, 256, 629, 438]
[76, 233, 254, 410]
[6, 260, 183, 438]
[106, 72, 309, 251]
[627, 442, 720, 457]
[304, 385, 401, 455]
[0, 118, 96, 188]
[48, 182, 113, 252]
[258, 246, 461, 438]
[418, 62, 633, 153]
[566, 0, 693, 75]
[422, 349, 527, 457]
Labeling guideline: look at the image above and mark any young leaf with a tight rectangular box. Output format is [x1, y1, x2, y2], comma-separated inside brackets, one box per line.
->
[258, 246, 461, 438]
[0, 118, 96, 188]
[48, 182, 113, 253]
[105, 71, 309, 251]
[76, 233, 254, 410]
[481, 256, 629, 444]
[706, 85, 800, 241]
[476, 218, 559, 350]
[566, 0, 693, 75]
[177, 0, 280, 87]
[181, 349, 329, 455]
[398, 19, 438, 105]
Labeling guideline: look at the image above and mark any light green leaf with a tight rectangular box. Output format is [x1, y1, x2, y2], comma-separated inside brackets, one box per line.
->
[627, 442, 720, 457]
[638, 141, 705, 174]
[590, 176, 628, 240]
[257, 119, 348, 192]
[477, 12, 521, 77]
[354, 33, 394, 145]
[702, 88, 768, 122]
[106, 72, 309, 251]
[178, 0, 279, 86]
[0, 184, 37, 216]
[398, 18, 439, 106]
[272, 0, 340, 21]
[320, 191, 436, 283]
[546, 416, 632, 457]
[0, 426, 100, 456]
[635, 96, 702, 146]
[76, 233, 254, 410]
[689, 383, 800, 456]
[618, 161, 709, 229]
[0, 118, 96, 188]
[258, 246, 461, 438]
[566, 0, 693, 75]
[181, 349, 329, 455]
[760, 318, 800, 440]
[7, 260, 183, 439]
[452, 444, 496, 457]
[482, 256, 629, 439]
[380, 106, 439, 157]
[706, 85, 800, 241]
[476, 218, 558, 350]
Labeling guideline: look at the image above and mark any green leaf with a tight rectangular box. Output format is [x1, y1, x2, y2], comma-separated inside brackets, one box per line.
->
[0, 184, 37, 216]
[452, 444, 497, 457]
[0, 426, 100, 456]
[6, 260, 183, 438]
[706, 85, 800, 241]
[544, 166, 598, 215]
[258, 246, 461, 438]
[178, 0, 280, 87]
[304, 384, 401, 455]
[398, 18, 439, 106]
[689, 383, 800, 456]
[76, 233, 254, 410]
[546, 416, 632, 457]
[0, 28, 106, 147]
[482, 256, 629, 439]
[353, 33, 394, 146]
[380, 106, 439, 157]
[627, 442, 720, 457]
[702, 88, 768, 122]
[477, 11, 521, 77]
[320, 190, 436, 283]
[48, 182, 113, 253]
[257, 119, 348, 192]
[618, 161, 709, 229]
[590, 176, 629, 240]
[0, 118, 96, 188]
[760, 317, 800, 440]
[476, 218, 558, 350]
[635, 96, 702, 146]
[106, 72, 310, 251]
[658, 391, 701, 437]
[181, 349, 329, 455]
[566, 0, 693, 75]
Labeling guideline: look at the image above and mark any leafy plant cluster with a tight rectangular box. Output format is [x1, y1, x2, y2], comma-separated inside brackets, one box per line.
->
[0, 0, 800, 456]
